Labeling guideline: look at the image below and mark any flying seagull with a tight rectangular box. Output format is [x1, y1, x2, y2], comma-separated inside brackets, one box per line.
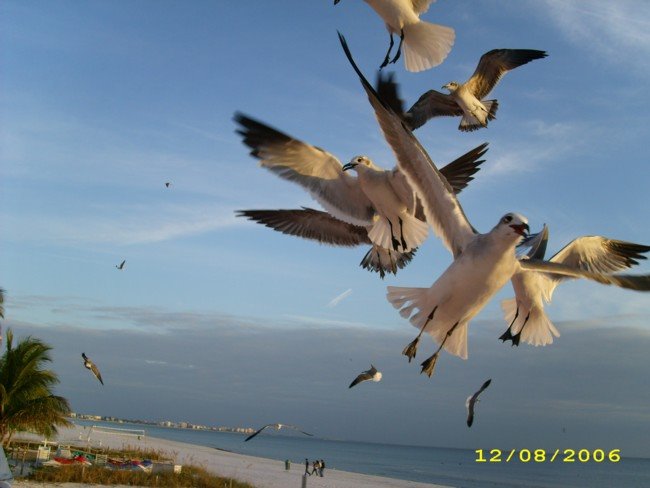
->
[378, 49, 547, 131]
[349, 364, 382, 388]
[466, 379, 491, 427]
[165, 182, 172, 188]
[115, 260, 126, 270]
[339, 32, 650, 376]
[236, 143, 488, 278]
[334, 0, 454, 72]
[500, 225, 650, 346]
[244, 423, 313, 442]
[82, 353, 104, 385]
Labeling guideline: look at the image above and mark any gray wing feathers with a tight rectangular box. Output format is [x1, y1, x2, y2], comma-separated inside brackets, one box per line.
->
[519, 259, 650, 292]
[406, 90, 462, 129]
[550, 237, 650, 275]
[237, 208, 371, 246]
[439, 143, 488, 194]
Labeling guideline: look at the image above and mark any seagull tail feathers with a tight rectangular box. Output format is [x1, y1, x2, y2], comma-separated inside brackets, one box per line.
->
[402, 21, 455, 72]
[360, 245, 416, 278]
[387, 286, 469, 359]
[501, 299, 560, 347]
[459, 100, 498, 132]
[367, 214, 428, 253]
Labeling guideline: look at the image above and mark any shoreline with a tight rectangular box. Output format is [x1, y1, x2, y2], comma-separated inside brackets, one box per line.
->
[12, 425, 452, 488]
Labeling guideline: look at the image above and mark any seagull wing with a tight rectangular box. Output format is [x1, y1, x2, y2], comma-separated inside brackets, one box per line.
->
[244, 425, 270, 442]
[349, 371, 372, 388]
[405, 89, 463, 129]
[411, 0, 435, 15]
[237, 208, 371, 246]
[234, 113, 375, 226]
[517, 224, 549, 260]
[283, 424, 314, 437]
[91, 363, 104, 385]
[340, 33, 477, 257]
[464, 49, 548, 100]
[438, 143, 489, 194]
[518, 259, 650, 292]
[549, 237, 649, 275]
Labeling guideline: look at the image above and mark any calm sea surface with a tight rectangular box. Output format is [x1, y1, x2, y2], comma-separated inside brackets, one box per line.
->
[74, 419, 650, 488]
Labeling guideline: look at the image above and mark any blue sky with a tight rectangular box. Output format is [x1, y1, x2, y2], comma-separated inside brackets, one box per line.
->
[1, 1, 650, 457]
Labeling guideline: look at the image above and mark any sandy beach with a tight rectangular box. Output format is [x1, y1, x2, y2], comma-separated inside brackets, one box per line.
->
[11, 425, 451, 488]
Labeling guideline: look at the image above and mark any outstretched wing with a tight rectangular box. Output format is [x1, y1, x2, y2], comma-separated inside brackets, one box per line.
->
[91, 363, 104, 385]
[438, 143, 488, 194]
[340, 33, 476, 257]
[244, 425, 270, 442]
[283, 424, 314, 437]
[237, 208, 371, 247]
[234, 113, 375, 226]
[465, 49, 548, 100]
[518, 259, 650, 292]
[549, 237, 649, 275]
[406, 90, 462, 130]
[349, 372, 372, 388]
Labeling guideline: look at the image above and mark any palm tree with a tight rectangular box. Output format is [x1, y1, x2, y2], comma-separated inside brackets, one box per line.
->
[0, 328, 71, 444]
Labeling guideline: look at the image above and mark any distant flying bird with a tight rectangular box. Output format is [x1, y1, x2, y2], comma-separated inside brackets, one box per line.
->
[500, 225, 650, 346]
[466, 379, 491, 427]
[82, 353, 104, 385]
[115, 260, 126, 270]
[235, 112, 488, 275]
[165, 182, 171, 188]
[244, 423, 313, 442]
[334, 0, 454, 72]
[339, 33, 650, 376]
[378, 49, 547, 131]
[349, 364, 382, 388]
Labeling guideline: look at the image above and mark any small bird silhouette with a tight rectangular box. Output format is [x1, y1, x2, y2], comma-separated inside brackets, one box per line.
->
[349, 364, 382, 388]
[244, 423, 313, 442]
[466, 379, 491, 427]
[115, 260, 126, 270]
[82, 353, 104, 385]
[165, 182, 171, 188]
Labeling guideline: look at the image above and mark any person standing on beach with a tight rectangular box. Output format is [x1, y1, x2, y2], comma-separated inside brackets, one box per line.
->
[320, 459, 325, 477]
[304, 458, 310, 476]
[311, 459, 320, 475]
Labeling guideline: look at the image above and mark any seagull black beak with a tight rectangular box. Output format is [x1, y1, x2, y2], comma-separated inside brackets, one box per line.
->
[342, 162, 357, 172]
[509, 223, 530, 237]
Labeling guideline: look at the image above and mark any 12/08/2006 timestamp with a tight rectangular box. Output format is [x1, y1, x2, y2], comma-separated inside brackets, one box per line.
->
[475, 448, 621, 463]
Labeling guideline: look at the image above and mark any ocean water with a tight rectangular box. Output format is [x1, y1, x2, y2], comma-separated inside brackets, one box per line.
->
[74, 419, 650, 488]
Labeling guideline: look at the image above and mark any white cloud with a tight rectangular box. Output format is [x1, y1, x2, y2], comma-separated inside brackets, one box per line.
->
[537, 0, 650, 73]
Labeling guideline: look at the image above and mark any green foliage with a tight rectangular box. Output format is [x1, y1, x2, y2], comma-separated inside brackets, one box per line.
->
[0, 328, 71, 443]
[29, 464, 256, 487]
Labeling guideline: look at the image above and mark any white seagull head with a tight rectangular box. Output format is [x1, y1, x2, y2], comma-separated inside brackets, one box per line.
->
[442, 81, 460, 93]
[342, 155, 380, 173]
[494, 213, 529, 241]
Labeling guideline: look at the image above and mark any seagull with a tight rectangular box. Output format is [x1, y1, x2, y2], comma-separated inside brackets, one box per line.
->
[334, 0, 454, 72]
[82, 353, 104, 385]
[349, 364, 382, 388]
[339, 32, 650, 376]
[115, 260, 126, 270]
[378, 49, 547, 131]
[244, 423, 313, 442]
[165, 182, 172, 188]
[466, 379, 491, 427]
[236, 142, 488, 278]
[500, 225, 650, 347]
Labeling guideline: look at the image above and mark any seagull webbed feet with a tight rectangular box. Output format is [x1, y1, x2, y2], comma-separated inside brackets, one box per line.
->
[499, 306, 519, 346]
[402, 336, 421, 363]
[420, 353, 439, 377]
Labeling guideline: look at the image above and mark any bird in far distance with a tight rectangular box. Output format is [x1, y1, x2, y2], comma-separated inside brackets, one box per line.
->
[115, 260, 126, 270]
[378, 48, 547, 131]
[500, 225, 650, 347]
[466, 378, 491, 427]
[237, 142, 488, 278]
[334, 0, 455, 72]
[339, 32, 650, 377]
[244, 423, 314, 442]
[165, 182, 172, 188]
[82, 353, 104, 385]
[349, 364, 382, 388]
